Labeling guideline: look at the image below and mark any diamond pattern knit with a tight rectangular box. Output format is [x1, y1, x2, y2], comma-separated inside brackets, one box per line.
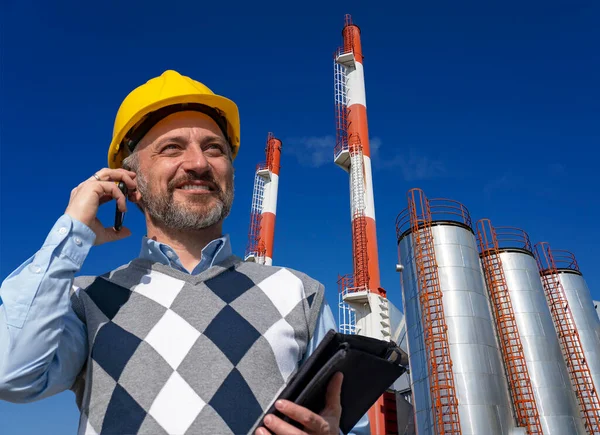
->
[69, 255, 325, 435]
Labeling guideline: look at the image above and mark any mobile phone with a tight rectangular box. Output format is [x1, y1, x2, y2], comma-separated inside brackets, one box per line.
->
[114, 181, 128, 231]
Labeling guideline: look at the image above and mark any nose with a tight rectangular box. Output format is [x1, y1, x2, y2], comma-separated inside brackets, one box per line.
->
[180, 145, 210, 174]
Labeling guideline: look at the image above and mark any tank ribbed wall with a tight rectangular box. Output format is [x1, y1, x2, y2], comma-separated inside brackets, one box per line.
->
[500, 250, 586, 434]
[399, 223, 515, 435]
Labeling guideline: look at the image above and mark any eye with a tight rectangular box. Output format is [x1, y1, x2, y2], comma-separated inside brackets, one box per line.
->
[161, 144, 180, 152]
[205, 143, 225, 155]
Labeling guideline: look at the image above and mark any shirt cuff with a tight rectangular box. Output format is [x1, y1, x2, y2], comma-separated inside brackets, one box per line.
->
[62, 216, 96, 266]
[43, 214, 96, 267]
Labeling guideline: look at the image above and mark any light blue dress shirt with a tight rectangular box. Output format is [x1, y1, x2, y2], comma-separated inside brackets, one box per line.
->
[0, 214, 369, 434]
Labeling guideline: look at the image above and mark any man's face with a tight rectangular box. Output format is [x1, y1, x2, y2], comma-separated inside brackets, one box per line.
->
[132, 111, 234, 231]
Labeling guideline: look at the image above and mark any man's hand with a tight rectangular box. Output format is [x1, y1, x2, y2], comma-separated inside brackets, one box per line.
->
[65, 168, 137, 245]
[256, 372, 343, 435]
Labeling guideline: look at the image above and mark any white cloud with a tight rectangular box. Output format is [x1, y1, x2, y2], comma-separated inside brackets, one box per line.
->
[284, 135, 335, 168]
[283, 136, 446, 182]
[373, 148, 447, 181]
[284, 135, 383, 168]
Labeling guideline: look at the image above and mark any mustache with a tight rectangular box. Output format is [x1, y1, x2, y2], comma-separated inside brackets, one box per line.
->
[168, 172, 221, 194]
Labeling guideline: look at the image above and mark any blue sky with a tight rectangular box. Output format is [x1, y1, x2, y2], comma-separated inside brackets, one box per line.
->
[1, 0, 599, 433]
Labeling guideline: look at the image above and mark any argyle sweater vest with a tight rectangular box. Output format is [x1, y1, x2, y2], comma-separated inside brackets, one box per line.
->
[68, 255, 325, 435]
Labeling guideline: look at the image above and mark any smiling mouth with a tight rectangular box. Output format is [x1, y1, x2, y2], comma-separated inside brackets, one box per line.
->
[178, 185, 212, 192]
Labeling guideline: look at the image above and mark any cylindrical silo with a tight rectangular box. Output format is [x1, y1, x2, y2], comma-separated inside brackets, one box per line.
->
[541, 248, 600, 404]
[534, 243, 600, 433]
[397, 190, 515, 435]
[554, 260, 600, 401]
[484, 226, 585, 434]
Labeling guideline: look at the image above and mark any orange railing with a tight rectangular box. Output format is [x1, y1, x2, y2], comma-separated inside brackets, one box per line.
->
[534, 242, 600, 434]
[396, 197, 472, 238]
[406, 188, 461, 434]
[338, 273, 368, 295]
[488, 226, 533, 252]
[477, 219, 542, 434]
[545, 249, 579, 271]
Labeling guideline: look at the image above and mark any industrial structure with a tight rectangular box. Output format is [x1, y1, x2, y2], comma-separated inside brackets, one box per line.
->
[396, 190, 514, 435]
[476, 219, 543, 434]
[332, 14, 408, 435]
[477, 220, 584, 434]
[324, 12, 599, 435]
[245, 132, 282, 266]
[394, 188, 600, 434]
[534, 243, 600, 433]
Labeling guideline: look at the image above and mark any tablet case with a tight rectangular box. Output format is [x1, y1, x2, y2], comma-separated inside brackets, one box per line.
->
[251, 330, 408, 434]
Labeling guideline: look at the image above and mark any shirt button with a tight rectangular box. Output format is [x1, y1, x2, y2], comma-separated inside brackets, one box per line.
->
[30, 264, 42, 274]
[58, 227, 68, 235]
[74, 237, 82, 246]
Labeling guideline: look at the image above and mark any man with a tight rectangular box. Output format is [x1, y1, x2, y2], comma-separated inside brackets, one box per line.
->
[0, 70, 369, 435]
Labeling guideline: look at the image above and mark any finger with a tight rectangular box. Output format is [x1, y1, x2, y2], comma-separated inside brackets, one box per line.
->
[93, 181, 127, 212]
[107, 175, 138, 193]
[117, 174, 137, 192]
[90, 168, 137, 190]
[323, 373, 344, 417]
[93, 167, 137, 180]
[98, 194, 115, 206]
[255, 428, 272, 435]
[263, 413, 308, 435]
[274, 401, 325, 433]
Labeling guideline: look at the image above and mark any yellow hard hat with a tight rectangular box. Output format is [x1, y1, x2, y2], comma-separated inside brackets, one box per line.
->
[108, 70, 240, 169]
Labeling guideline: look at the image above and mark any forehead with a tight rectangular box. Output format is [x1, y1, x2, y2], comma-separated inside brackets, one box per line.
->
[137, 111, 226, 150]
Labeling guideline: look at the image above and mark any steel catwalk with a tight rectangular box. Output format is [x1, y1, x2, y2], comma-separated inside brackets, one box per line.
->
[501, 250, 586, 434]
[399, 223, 515, 435]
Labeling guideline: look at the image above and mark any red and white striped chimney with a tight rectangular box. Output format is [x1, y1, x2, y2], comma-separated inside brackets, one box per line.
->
[245, 133, 282, 266]
[259, 134, 282, 266]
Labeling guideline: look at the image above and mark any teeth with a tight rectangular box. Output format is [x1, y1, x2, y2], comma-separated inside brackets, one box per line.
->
[181, 185, 210, 191]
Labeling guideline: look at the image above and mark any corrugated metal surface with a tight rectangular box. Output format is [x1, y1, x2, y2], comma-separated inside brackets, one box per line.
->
[501, 251, 586, 434]
[399, 223, 515, 434]
[557, 271, 600, 401]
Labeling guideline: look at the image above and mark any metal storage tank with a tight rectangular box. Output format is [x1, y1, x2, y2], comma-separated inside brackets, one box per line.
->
[554, 259, 600, 397]
[477, 222, 585, 434]
[536, 245, 600, 411]
[534, 243, 600, 434]
[396, 189, 515, 435]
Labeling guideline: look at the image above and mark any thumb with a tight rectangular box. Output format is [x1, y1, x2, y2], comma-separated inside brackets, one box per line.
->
[323, 372, 343, 416]
[99, 226, 132, 244]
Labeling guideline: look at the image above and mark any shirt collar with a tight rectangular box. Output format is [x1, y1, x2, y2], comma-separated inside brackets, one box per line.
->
[139, 234, 232, 275]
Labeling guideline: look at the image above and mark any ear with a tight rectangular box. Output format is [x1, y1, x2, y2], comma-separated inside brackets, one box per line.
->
[132, 189, 143, 203]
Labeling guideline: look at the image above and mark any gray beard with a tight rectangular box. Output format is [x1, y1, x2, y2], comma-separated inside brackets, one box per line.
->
[136, 173, 234, 231]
